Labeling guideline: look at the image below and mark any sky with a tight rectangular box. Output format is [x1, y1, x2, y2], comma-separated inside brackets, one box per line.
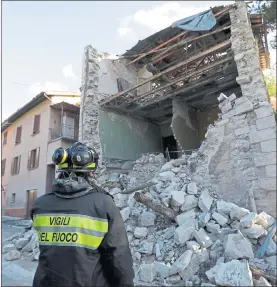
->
[2, 1, 276, 121]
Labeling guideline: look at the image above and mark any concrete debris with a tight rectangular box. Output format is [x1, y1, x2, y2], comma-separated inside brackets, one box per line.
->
[7, 88, 277, 286]
[3, 250, 21, 261]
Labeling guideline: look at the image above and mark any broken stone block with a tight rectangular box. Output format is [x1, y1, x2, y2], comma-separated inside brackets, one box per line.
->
[181, 195, 198, 212]
[235, 98, 254, 115]
[241, 224, 266, 239]
[240, 212, 258, 228]
[161, 162, 174, 171]
[113, 193, 128, 208]
[159, 171, 175, 180]
[186, 241, 200, 251]
[255, 276, 272, 286]
[230, 205, 250, 220]
[236, 75, 251, 85]
[217, 200, 237, 215]
[212, 212, 228, 226]
[22, 233, 38, 253]
[194, 228, 213, 248]
[170, 250, 193, 275]
[216, 257, 225, 265]
[175, 219, 197, 245]
[15, 238, 29, 250]
[176, 209, 196, 226]
[206, 222, 221, 234]
[31, 248, 40, 261]
[170, 190, 185, 207]
[134, 227, 148, 239]
[228, 93, 237, 102]
[201, 283, 215, 287]
[139, 263, 156, 282]
[198, 212, 210, 228]
[217, 92, 228, 103]
[221, 102, 232, 114]
[259, 238, 276, 256]
[256, 211, 275, 230]
[154, 261, 170, 278]
[167, 275, 181, 284]
[198, 190, 213, 212]
[2, 244, 16, 254]
[171, 158, 187, 167]
[225, 232, 254, 260]
[187, 182, 198, 195]
[120, 207, 130, 222]
[179, 249, 209, 280]
[3, 250, 21, 261]
[265, 256, 276, 271]
[140, 211, 156, 227]
[138, 242, 154, 254]
[206, 260, 253, 286]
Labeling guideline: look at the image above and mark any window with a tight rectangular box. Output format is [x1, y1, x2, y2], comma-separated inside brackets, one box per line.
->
[15, 126, 22, 144]
[3, 131, 7, 145]
[33, 115, 41, 135]
[11, 193, 16, 203]
[1, 159, 6, 176]
[11, 156, 21, 175]
[28, 147, 40, 170]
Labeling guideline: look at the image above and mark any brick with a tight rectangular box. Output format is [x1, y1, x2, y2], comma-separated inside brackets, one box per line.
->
[236, 75, 251, 85]
[254, 152, 276, 167]
[235, 96, 248, 106]
[255, 106, 274, 119]
[235, 126, 250, 136]
[249, 128, 276, 144]
[235, 100, 254, 115]
[265, 165, 276, 178]
[259, 179, 276, 191]
[261, 139, 276, 152]
[221, 102, 232, 114]
[228, 93, 237, 102]
[256, 115, 276, 131]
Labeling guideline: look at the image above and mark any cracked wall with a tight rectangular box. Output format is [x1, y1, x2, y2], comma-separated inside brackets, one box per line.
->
[206, 1, 276, 216]
[79, 46, 162, 164]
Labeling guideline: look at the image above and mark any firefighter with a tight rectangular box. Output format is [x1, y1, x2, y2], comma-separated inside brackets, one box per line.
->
[31, 142, 134, 287]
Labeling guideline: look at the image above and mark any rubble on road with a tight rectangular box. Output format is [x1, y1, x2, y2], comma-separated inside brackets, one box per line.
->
[3, 95, 277, 286]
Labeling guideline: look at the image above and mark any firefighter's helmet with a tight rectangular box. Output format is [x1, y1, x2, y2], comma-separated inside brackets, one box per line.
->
[52, 142, 99, 173]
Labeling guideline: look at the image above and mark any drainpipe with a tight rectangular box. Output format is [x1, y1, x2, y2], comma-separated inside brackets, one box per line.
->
[60, 103, 64, 138]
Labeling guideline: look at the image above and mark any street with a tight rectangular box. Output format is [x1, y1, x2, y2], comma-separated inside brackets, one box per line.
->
[2, 218, 37, 286]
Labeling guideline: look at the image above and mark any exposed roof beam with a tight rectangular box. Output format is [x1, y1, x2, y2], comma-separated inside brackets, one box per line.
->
[128, 57, 234, 111]
[100, 40, 231, 106]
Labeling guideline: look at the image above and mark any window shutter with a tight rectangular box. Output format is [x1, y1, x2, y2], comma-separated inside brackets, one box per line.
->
[11, 159, 14, 175]
[33, 115, 41, 134]
[1, 159, 6, 176]
[15, 127, 22, 143]
[35, 148, 40, 168]
[27, 151, 31, 170]
[17, 156, 21, 174]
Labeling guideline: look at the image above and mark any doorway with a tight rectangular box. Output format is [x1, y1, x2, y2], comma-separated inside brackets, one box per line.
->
[162, 135, 178, 159]
[26, 189, 37, 219]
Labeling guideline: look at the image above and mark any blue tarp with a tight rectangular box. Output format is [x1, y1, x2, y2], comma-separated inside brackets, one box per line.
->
[171, 9, 216, 31]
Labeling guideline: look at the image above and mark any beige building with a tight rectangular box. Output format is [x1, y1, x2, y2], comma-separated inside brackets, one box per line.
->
[1, 92, 80, 218]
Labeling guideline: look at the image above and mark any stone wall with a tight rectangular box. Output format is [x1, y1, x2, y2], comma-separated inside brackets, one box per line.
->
[207, 1, 276, 216]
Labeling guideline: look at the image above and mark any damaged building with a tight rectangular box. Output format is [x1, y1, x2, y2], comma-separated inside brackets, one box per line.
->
[79, 2, 276, 216]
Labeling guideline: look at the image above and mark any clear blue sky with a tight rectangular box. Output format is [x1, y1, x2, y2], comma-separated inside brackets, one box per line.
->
[2, 1, 276, 121]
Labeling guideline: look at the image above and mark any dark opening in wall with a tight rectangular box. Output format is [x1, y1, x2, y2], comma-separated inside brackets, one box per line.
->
[162, 135, 178, 159]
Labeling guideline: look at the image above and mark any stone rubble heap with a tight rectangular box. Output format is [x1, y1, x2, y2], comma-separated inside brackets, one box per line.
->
[2, 93, 276, 286]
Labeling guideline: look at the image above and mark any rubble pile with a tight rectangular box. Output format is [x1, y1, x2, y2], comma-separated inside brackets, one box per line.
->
[2, 94, 276, 286]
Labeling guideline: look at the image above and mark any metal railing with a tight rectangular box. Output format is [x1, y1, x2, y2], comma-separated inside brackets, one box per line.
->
[49, 125, 78, 141]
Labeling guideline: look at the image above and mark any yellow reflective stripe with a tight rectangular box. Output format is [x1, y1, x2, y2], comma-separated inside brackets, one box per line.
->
[37, 231, 103, 249]
[33, 214, 108, 233]
[60, 150, 68, 164]
[86, 163, 96, 168]
[58, 163, 68, 168]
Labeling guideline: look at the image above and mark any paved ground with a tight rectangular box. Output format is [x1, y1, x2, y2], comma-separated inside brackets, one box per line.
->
[2, 218, 37, 286]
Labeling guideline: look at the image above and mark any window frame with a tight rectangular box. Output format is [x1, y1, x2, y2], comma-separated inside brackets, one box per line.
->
[3, 131, 8, 146]
[27, 147, 40, 170]
[1, 159, 6, 176]
[11, 155, 21, 175]
[32, 114, 41, 135]
[15, 126, 22, 145]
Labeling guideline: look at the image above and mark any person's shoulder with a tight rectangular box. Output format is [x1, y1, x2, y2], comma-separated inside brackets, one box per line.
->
[34, 193, 55, 205]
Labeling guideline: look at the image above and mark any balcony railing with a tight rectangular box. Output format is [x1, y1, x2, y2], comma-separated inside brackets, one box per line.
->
[49, 125, 79, 142]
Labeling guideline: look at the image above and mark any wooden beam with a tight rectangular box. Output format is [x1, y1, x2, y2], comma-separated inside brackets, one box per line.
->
[125, 7, 232, 67]
[150, 24, 231, 64]
[118, 55, 231, 108]
[100, 40, 231, 106]
[129, 57, 233, 111]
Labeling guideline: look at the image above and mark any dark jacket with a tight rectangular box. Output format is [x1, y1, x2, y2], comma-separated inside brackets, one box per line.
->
[31, 177, 134, 287]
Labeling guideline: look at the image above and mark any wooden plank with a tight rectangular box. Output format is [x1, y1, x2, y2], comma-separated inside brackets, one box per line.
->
[129, 57, 233, 111]
[117, 54, 231, 108]
[151, 24, 231, 64]
[100, 40, 231, 106]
